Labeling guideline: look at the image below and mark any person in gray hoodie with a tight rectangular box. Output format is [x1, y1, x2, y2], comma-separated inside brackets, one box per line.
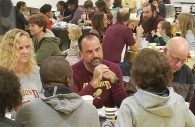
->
[115, 48, 195, 127]
[28, 13, 61, 66]
[15, 56, 100, 127]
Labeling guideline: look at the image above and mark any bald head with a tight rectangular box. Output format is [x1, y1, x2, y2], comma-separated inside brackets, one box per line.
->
[117, 8, 130, 22]
[166, 37, 189, 55]
[165, 37, 189, 73]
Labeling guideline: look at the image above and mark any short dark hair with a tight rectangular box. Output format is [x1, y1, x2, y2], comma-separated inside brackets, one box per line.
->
[28, 13, 48, 32]
[0, 67, 22, 116]
[67, 0, 78, 5]
[78, 32, 100, 51]
[40, 56, 72, 89]
[40, 4, 52, 14]
[84, 0, 93, 9]
[131, 48, 172, 89]
[16, 1, 26, 10]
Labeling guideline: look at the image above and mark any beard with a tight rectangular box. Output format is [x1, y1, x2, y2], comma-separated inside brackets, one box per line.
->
[89, 57, 102, 67]
[142, 15, 155, 30]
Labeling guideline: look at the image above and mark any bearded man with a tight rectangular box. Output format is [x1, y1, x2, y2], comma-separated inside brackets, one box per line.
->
[138, 3, 164, 43]
[71, 33, 128, 108]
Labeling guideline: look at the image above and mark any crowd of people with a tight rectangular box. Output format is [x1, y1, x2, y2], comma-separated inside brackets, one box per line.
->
[0, 0, 195, 127]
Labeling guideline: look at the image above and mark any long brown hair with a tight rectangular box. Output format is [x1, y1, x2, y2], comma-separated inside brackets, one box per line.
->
[178, 13, 195, 37]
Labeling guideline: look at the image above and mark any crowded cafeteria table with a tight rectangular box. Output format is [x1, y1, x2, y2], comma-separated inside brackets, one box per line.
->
[52, 21, 92, 50]
[125, 47, 195, 69]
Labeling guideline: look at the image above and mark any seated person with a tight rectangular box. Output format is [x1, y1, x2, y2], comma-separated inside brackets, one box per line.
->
[28, 13, 61, 65]
[62, 26, 82, 65]
[115, 48, 195, 127]
[40, 4, 53, 31]
[56, 1, 72, 18]
[78, 0, 95, 25]
[0, 68, 22, 127]
[164, 37, 195, 102]
[138, 3, 164, 43]
[15, 56, 100, 127]
[177, 13, 195, 52]
[152, 21, 171, 46]
[89, 12, 108, 41]
[62, 0, 84, 24]
[71, 33, 128, 108]
[0, 29, 43, 101]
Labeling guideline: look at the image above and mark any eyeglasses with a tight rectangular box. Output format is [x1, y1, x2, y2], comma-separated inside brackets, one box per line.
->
[167, 48, 188, 64]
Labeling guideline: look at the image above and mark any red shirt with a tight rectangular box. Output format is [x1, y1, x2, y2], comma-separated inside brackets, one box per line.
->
[71, 60, 128, 108]
[46, 18, 52, 31]
[102, 22, 135, 63]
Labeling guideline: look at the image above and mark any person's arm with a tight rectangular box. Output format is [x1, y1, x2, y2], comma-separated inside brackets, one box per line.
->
[70, 8, 84, 24]
[71, 64, 109, 96]
[158, 37, 166, 46]
[36, 38, 60, 65]
[18, 13, 28, 25]
[109, 64, 128, 107]
[130, 25, 144, 51]
[115, 98, 134, 127]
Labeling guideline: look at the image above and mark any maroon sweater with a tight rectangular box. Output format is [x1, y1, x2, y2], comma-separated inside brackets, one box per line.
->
[190, 91, 195, 115]
[71, 60, 128, 108]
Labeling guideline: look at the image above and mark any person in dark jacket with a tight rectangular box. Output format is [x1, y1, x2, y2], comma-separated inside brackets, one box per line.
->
[15, 1, 28, 30]
[0, 67, 22, 127]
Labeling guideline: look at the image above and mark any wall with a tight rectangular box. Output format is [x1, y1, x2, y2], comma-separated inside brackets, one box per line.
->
[11, 0, 97, 11]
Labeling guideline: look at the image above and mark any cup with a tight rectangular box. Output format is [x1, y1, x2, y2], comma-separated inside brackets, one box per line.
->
[82, 95, 93, 105]
[150, 43, 157, 49]
[105, 107, 117, 121]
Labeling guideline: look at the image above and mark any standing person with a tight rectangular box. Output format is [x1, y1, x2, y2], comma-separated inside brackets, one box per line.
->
[177, 13, 195, 52]
[0, 0, 15, 38]
[62, 26, 82, 65]
[138, 3, 164, 43]
[0, 68, 22, 127]
[40, 4, 53, 31]
[164, 37, 195, 102]
[15, 1, 28, 30]
[71, 33, 128, 108]
[0, 29, 43, 102]
[115, 48, 195, 127]
[28, 13, 61, 65]
[56, 1, 72, 18]
[15, 56, 100, 127]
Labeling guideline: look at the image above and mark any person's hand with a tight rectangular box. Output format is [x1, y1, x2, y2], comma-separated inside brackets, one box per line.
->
[58, 15, 64, 21]
[90, 64, 109, 88]
[156, 31, 161, 37]
[102, 69, 118, 84]
[151, 30, 156, 37]
[136, 25, 144, 36]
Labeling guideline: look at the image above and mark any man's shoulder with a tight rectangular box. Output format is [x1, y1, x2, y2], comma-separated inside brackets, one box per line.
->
[72, 61, 84, 70]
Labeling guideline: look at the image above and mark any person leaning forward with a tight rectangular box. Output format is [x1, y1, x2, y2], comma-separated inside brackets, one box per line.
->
[71, 33, 128, 108]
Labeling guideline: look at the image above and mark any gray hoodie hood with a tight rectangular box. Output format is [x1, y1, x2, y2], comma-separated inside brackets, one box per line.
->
[42, 93, 83, 115]
[134, 87, 176, 117]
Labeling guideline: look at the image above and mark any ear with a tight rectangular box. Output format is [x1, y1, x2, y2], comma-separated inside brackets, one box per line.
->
[79, 50, 83, 59]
